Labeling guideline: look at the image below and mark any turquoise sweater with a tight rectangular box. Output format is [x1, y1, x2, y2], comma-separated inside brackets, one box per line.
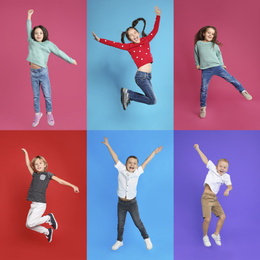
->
[194, 41, 224, 70]
[27, 20, 73, 68]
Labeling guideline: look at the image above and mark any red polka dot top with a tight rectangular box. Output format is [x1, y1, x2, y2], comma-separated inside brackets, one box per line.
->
[99, 15, 160, 68]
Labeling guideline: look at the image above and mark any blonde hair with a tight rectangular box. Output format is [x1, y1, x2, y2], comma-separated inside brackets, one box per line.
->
[217, 158, 229, 166]
[31, 156, 48, 172]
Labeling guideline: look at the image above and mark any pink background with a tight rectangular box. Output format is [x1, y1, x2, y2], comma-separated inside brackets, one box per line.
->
[174, 0, 260, 130]
[0, 0, 86, 130]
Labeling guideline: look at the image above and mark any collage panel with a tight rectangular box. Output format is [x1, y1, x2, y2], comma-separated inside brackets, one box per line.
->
[87, 0, 173, 130]
[0, 0, 86, 130]
[174, 130, 260, 259]
[87, 130, 173, 259]
[1, 131, 86, 260]
[174, 0, 259, 130]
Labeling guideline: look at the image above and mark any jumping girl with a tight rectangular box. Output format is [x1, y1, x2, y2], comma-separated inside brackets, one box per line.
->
[92, 6, 161, 110]
[22, 148, 79, 243]
[27, 10, 77, 127]
[194, 26, 252, 118]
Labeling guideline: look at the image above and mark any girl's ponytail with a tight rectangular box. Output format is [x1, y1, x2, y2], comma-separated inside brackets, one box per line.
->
[121, 31, 127, 44]
[132, 18, 147, 37]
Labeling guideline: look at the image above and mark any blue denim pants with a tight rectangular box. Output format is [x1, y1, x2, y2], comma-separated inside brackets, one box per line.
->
[117, 197, 149, 242]
[127, 71, 157, 105]
[200, 66, 245, 107]
[30, 67, 52, 113]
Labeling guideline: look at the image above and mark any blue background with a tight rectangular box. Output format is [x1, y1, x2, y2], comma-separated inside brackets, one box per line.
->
[174, 131, 260, 260]
[87, 130, 173, 259]
[87, 0, 173, 130]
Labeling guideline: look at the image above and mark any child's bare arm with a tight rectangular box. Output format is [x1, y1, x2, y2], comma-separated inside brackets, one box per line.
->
[52, 176, 79, 193]
[194, 144, 209, 165]
[141, 146, 163, 170]
[92, 32, 100, 42]
[101, 137, 119, 164]
[224, 185, 232, 196]
[21, 148, 33, 175]
[27, 9, 34, 20]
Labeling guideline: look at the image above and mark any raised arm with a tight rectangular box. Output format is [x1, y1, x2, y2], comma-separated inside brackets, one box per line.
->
[154, 6, 161, 16]
[102, 137, 119, 164]
[141, 146, 163, 170]
[21, 148, 34, 175]
[194, 144, 209, 165]
[92, 32, 100, 42]
[27, 9, 33, 20]
[52, 176, 79, 193]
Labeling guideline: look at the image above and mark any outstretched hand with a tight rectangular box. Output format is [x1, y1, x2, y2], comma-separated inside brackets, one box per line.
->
[154, 6, 161, 16]
[73, 186, 80, 193]
[21, 148, 28, 154]
[28, 9, 34, 15]
[92, 32, 100, 42]
[194, 144, 199, 150]
[101, 137, 109, 146]
[72, 60, 77, 65]
[154, 146, 163, 154]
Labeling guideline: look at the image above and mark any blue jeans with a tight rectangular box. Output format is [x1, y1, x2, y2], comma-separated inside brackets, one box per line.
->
[117, 198, 149, 242]
[127, 71, 157, 105]
[200, 66, 245, 107]
[30, 67, 52, 113]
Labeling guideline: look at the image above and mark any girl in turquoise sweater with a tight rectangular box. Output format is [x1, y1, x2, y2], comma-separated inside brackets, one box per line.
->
[27, 10, 77, 127]
[194, 26, 252, 118]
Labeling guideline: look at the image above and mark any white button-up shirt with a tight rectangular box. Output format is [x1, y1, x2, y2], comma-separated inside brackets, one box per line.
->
[204, 160, 232, 194]
[115, 161, 144, 200]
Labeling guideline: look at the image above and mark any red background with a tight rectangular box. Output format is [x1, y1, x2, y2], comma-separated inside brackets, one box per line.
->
[174, 0, 260, 130]
[0, 131, 86, 260]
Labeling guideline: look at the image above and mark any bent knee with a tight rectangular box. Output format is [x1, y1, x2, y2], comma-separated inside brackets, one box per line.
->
[149, 96, 157, 105]
[219, 214, 226, 221]
[204, 217, 211, 223]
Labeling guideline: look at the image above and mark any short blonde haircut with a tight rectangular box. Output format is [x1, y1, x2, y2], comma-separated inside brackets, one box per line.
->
[31, 156, 48, 172]
[217, 158, 229, 166]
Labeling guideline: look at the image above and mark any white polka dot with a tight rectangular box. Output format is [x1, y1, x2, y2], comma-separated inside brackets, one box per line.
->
[105, 40, 107, 42]
[151, 33, 153, 35]
[113, 42, 115, 43]
[133, 50, 135, 52]
[139, 50, 141, 52]
[146, 53, 147, 55]
[122, 45, 124, 47]
[136, 57, 138, 58]
[141, 58, 143, 60]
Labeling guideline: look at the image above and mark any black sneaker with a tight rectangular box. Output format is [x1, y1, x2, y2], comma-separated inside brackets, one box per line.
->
[46, 228, 53, 243]
[48, 213, 58, 230]
[121, 88, 130, 110]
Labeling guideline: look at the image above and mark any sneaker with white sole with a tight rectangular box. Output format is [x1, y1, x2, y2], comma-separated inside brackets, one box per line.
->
[45, 228, 53, 243]
[241, 90, 252, 100]
[200, 107, 206, 119]
[32, 112, 43, 127]
[47, 113, 55, 126]
[121, 88, 130, 110]
[48, 213, 58, 230]
[111, 240, 123, 250]
[211, 233, 221, 246]
[203, 235, 211, 247]
[144, 238, 153, 250]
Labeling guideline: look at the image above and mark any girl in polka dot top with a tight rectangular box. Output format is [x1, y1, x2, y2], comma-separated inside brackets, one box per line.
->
[92, 6, 161, 110]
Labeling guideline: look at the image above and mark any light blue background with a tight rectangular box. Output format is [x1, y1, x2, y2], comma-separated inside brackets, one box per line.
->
[87, 0, 173, 130]
[87, 131, 173, 260]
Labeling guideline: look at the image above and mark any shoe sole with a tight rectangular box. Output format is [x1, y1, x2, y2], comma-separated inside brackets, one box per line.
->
[121, 88, 127, 110]
[50, 213, 58, 230]
[48, 229, 53, 243]
[32, 113, 43, 127]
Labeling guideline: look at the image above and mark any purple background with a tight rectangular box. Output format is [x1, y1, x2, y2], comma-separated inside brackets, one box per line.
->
[174, 130, 260, 260]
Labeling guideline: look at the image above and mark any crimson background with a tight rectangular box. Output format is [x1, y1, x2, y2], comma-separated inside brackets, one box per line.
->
[1, 131, 86, 260]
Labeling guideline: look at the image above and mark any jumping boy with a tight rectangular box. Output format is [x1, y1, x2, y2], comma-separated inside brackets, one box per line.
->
[194, 144, 232, 247]
[102, 137, 163, 250]
[22, 148, 79, 243]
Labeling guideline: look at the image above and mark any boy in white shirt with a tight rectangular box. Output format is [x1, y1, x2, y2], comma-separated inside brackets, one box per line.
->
[102, 137, 162, 251]
[194, 144, 232, 247]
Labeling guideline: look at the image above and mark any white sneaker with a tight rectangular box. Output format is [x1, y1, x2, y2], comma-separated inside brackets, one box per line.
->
[111, 241, 123, 250]
[144, 238, 153, 250]
[241, 90, 252, 100]
[203, 235, 211, 247]
[211, 233, 221, 246]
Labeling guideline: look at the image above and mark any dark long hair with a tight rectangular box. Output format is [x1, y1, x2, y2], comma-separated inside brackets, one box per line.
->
[121, 18, 147, 43]
[194, 26, 223, 46]
[31, 25, 49, 42]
